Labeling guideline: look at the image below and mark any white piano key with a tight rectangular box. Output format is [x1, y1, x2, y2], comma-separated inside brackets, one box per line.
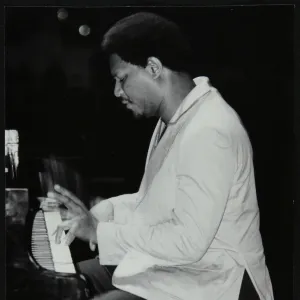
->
[55, 263, 76, 273]
[43, 211, 76, 273]
[50, 244, 74, 264]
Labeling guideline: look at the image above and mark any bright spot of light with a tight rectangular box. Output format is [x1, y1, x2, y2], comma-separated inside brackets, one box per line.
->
[79, 25, 91, 36]
[57, 8, 68, 21]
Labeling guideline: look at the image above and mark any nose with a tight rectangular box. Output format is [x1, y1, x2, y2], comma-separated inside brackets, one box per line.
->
[114, 81, 123, 98]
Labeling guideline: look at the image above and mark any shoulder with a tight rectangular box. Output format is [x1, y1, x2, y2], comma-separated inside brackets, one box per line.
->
[180, 91, 251, 152]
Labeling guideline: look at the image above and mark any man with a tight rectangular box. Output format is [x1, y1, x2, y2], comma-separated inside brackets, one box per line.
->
[45, 12, 274, 300]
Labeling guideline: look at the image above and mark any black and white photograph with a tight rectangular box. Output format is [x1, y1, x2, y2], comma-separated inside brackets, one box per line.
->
[4, 5, 294, 300]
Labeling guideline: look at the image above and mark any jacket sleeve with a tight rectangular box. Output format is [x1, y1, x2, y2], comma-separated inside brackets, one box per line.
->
[90, 193, 138, 224]
[97, 128, 237, 266]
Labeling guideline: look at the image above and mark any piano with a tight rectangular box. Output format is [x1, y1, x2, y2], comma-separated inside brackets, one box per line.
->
[6, 155, 95, 299]
[31, 209, 76, 273]
[6, 205, 94, 300]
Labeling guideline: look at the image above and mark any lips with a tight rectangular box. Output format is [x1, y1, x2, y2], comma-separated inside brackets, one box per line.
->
[121, 98, 132, 105]
[123, 101, 133, 111]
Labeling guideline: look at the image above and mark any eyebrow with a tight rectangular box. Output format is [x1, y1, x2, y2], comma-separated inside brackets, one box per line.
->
[113, 73, 126, 81]
[112, 71, 123, 80]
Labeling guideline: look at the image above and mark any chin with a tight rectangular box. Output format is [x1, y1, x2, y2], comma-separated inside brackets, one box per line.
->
[132, 111, 143, 119]
[126, 107, 144, 119]
[129, 108, 143, 119]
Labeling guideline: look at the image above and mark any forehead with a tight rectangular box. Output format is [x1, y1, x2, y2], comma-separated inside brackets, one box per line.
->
[109, 54, 131, 76]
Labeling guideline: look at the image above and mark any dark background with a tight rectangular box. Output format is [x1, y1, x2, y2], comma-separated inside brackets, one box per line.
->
[5, 6, 293, 299]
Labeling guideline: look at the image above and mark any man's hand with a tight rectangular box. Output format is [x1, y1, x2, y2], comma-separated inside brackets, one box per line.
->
[46, 185, 99, 246]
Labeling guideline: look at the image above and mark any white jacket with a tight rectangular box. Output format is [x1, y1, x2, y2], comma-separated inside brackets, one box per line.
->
[91, 77, 274, 300]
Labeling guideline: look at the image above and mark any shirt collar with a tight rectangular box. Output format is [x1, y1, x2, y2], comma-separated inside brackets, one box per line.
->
[168, 76, 211, 124]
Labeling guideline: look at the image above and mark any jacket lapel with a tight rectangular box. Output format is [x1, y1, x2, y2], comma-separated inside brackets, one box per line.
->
[137, 77, 212, 199]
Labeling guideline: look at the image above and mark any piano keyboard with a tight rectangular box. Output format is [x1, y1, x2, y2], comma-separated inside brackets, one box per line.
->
[31, 210, 76, 273]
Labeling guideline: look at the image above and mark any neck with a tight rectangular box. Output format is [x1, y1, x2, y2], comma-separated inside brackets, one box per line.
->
[158, 72, 196, 124]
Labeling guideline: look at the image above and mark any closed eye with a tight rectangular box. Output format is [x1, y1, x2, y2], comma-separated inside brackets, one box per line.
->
[119, 75, 127, 83]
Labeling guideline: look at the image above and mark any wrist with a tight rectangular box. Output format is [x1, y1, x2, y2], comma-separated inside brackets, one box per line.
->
[91, 217, 99, 244]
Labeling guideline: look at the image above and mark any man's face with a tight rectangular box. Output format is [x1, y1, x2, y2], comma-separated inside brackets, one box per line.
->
[109, 54, 162, 119]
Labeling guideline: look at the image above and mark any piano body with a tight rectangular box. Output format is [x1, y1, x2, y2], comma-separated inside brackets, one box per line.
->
[6, 197, 93, 300]
[5, 147, 95, 299]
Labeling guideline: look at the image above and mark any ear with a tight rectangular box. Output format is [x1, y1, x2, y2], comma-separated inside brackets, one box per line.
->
[145, 57, 163, 79]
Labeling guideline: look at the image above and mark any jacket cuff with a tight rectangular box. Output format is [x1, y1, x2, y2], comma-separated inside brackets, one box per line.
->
[96, 222, 127, 265]
[90, 200, 114, 222]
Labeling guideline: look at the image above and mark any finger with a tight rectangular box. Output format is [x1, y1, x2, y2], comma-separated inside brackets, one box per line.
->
[37, 193, 59, 204]
[89, 240, 96, 251]
[55, 226, 65, 244]
[40, 203, 60, 212]
[37, 197, 58, 204]
[64, 230, 76, 246]
[55, 220, 72, 244]
[52, 228, 57, 237]
[47, 191, 81, 213]
[38, 197, 60, 211]
[37, 197, 47, 203]
[60, 208, 74, 221]
[46, 191, 68, 204]
[54, 185, 87, 211]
